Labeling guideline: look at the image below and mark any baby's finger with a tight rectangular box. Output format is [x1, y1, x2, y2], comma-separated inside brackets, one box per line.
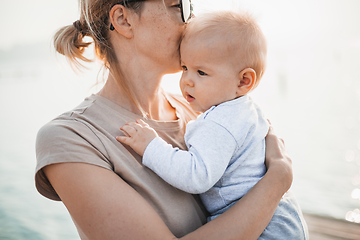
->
[121, 125, 137, 137]
[127, 121, 143, 130]
[136, 119, 149, 127]
[116, 135, 131, 145]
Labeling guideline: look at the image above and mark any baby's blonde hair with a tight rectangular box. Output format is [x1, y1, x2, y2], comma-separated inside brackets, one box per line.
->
[183, 11, 267, 85]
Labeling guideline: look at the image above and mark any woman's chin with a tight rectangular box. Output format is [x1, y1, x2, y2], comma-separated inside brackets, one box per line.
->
[165, 63, 182, 74]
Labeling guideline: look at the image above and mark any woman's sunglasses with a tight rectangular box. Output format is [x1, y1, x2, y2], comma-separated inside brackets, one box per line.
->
[179, 0, 193, 23]
[110, 0, 192, 31]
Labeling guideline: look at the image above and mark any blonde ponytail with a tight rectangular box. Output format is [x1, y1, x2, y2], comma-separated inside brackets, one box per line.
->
[53, 21, 92, 69]
[53, 0, 149, 117]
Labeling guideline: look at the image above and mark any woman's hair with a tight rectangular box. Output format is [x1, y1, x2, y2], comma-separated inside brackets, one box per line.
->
[53, 0, 146, 115]
[184, 11, 267, 85]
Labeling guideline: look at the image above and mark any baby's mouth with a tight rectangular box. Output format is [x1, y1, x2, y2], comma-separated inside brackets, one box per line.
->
[185, 93, 195, 103]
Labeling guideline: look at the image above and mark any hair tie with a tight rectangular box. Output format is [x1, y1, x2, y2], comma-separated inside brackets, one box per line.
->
[73, 20, 85, 33]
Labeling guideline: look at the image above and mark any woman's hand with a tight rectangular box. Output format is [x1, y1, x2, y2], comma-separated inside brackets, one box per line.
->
[265, 124, 293, 193]
[182, 125, 294, 240]
[117, 119, 158, 156]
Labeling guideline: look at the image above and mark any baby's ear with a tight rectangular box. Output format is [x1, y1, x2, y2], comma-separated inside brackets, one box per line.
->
[236, 68, 256, 96]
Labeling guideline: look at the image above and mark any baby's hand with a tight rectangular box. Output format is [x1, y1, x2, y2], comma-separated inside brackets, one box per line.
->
[116, 119, 158, 156]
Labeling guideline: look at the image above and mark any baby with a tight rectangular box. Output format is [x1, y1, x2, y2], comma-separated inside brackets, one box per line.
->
[117, 11, 308, 239]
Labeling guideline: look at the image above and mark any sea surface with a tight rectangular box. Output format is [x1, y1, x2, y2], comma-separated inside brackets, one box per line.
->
[1, 38, 360, 239]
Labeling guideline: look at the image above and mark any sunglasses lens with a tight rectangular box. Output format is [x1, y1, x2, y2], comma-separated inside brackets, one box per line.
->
[181, 0, 192, 22]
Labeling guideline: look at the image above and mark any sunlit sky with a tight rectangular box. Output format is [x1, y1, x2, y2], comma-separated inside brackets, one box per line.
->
[0, 0, 359, 51]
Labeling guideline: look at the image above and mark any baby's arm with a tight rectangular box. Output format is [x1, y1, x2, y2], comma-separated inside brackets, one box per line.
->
[119, 119, 237, 194]
[116, 119, 158, 156]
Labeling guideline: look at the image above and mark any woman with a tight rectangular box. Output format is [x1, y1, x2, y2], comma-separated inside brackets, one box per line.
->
[35, 0, 293, 239]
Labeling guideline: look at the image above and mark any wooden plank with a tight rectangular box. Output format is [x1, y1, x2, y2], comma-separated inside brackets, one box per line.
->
[303, 213, 360, 240]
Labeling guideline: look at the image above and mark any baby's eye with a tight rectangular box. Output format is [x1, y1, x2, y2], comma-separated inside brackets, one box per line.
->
[198, 70, 207, 76]
[181, 65, 188, 71]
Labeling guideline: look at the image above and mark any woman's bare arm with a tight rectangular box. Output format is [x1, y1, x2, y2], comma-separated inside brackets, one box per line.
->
[44, 126, 292, 240]
[44, 162, 178, 240]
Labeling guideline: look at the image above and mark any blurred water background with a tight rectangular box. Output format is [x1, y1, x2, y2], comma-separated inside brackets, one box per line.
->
[1, 0, 360, 239]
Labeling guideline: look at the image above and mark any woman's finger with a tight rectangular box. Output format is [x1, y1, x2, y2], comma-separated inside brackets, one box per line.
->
[266, 125, 285, 146]
[267, 124, 275, 135]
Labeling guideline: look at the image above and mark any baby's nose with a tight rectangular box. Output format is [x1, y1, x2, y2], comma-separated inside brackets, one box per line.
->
[181, 75, 194, 87]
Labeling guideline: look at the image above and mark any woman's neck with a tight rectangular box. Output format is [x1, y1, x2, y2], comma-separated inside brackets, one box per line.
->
[97, 71, 177, 121]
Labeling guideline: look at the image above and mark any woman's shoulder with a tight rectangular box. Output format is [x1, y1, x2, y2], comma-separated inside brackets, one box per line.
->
[36, 96, 103, 147]
[35, 110, 113, 169]
[165, 92, 199, 123]
[166, 92, 189, 108]
[36, 94, 136, 143]
[35, 96, 118, 200]
[36, 113, 101, 148]
[35, 117, 112, 200]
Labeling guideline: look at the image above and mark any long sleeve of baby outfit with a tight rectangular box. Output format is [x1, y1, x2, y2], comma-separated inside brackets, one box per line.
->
[142, 119, 238, 194]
